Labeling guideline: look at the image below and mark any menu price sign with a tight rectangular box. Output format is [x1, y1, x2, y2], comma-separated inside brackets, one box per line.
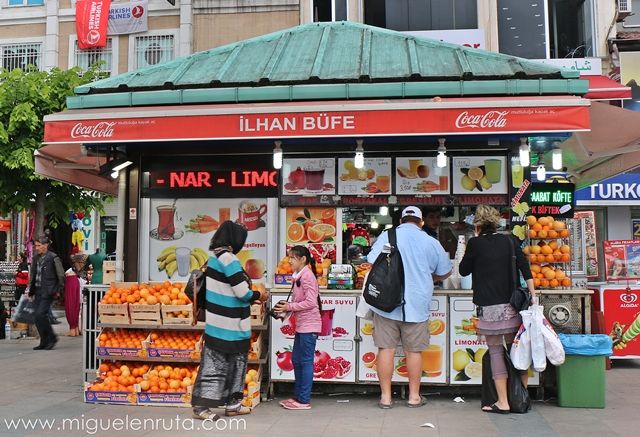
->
[270, 295, 357, 382]
[572, 211, 598, 277]
[282, 158, 336, 196]
[452, 156, 508, 195]
[604, 240, 640, 281]
[395, 157, 450, 195]
[337, 158, 391, 196]
[528, 183, 576, 218]
[358, 296, 448, 384]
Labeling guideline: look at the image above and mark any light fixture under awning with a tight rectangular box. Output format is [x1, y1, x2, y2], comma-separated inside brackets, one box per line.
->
[583, 75, 631, 100]
[562, 102, 640, 188]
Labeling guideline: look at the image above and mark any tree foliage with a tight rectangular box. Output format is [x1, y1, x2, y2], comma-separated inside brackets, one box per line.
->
[0, 67, 110, 232]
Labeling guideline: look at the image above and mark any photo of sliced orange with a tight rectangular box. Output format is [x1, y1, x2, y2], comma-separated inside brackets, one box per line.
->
[307, 225, 325, 243]
[428, 319, 445, 336]
[313, 223, 336, 238]
[287, 222, 305, 243]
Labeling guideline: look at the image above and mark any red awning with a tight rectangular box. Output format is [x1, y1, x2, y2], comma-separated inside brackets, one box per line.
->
[43, 96, 590, 144]
[583, 75, 631, 100]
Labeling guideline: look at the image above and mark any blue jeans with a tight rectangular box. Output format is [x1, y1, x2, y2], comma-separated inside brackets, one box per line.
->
[292, 332, 317, 404]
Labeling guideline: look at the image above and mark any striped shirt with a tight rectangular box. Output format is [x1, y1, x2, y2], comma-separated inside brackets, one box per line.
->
[204, 251, 259, 354]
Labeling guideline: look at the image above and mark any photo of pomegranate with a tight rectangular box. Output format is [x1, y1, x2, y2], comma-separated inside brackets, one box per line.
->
[332, 326, 348, 337]
[311, 350, 352, 380]
[276, 349, 294, 372]
[287, 167, 306, 191]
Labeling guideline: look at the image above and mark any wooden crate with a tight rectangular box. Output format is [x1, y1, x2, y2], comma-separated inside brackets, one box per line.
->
[161, 304, 193, 325]
[98, 303, 130, 324]
[250, 303, 265, 326]
[129, 304, 161, 325]
[248, 332, 263, 361]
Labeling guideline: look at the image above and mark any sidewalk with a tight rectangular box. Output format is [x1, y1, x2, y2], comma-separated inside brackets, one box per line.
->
[1, 317, 638, 437]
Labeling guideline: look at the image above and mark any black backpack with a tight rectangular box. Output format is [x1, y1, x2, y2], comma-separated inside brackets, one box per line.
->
[363, 228, 405, 314]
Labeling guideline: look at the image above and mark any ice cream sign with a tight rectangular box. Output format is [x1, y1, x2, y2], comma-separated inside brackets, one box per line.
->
[528, 183, 575, 218]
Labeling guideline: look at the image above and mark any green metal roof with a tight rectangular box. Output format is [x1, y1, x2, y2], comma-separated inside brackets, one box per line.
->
[70, 21, 586, 109]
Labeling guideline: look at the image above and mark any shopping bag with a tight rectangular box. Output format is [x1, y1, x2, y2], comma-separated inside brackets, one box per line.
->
[481, 350, 498, 407]
[529, 306, 547, 372]
[505, 349, 531, 414]
[355, 272, 373, 320]
[13, 295, 36, 325]
[540, 315, 565, 365]
[510, 321, 532, 370]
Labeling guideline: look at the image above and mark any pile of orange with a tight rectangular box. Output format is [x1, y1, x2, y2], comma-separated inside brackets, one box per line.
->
[139, 364, 198, 393]
[241, 366, 260, 407]
[276, 256, 293, 275]
[100, 281, 190, 306]
[530, 264, 571, 288]
[149, 331, 201, 350]
[89, 362, 149, 392]
[527, 216, 569, 240]
[98, 329, 148, 348]
[523, 241, 571, 264]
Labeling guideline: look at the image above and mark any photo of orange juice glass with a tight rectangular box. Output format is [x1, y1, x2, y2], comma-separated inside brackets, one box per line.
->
[376, 175, 390, 192]
[409, 159, 422, 175]
[439, 175, 449, 191]
[421, 344, 443, 377]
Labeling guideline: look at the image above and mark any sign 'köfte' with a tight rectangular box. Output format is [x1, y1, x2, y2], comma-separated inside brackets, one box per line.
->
[528, 182, 576, 218]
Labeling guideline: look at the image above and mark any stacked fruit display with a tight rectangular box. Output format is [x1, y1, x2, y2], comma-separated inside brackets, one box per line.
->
[524, 216, 571, 289]
[100, 282, 190, 306]
[276, 255, 333, 286]
[88, 362, 150, 392]
[241, 367, 261, 408]
[98, 329, 148, 348]
[148, 331, 201, 350]
[138, 364, 198, 393]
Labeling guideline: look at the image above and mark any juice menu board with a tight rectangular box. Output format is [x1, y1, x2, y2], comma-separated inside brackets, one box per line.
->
[602, 287, 640, 359]
[337, 158, 392, 195]
[270, 294, 357, 382]
[282, 158, 336, 196]
[452, 156, 508, 195]
[148, 198, 268, 283]
[449, 296, 538, 385]
[604, 240, 640, 280]
[358, 296, 448, 384]
[395, 157, 450, 195]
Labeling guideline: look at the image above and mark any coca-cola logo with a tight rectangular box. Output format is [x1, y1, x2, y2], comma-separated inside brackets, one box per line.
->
[71, 122, 115, 139]
[620, 293, 638, 304]
[455, 110, 508, 129]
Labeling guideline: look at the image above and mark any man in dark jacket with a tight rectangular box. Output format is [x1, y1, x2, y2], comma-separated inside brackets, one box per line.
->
[29, 236, 65, 350]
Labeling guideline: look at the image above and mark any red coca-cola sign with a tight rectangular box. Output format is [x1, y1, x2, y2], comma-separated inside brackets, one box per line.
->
[455, 110, 508, 129]
[70, 121, 116, 139]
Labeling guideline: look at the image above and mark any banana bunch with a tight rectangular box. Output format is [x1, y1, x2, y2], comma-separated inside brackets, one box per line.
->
[156, 246, 209, 278]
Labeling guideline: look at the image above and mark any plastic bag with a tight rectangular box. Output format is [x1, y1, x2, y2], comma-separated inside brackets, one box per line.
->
[540, 315, 565, 365]
[356, 272, 373, 320]
[13, 294, 36, 325]
[510, 321, 532, 371]
[529, 306, 547, 372]
[558, 334, 613, 356]
[481, 345, 530, 413]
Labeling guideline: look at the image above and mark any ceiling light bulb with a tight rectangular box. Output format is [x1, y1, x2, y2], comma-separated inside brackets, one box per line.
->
[379, 206, 389, 216]
[436, 138, 447, 168]
[110, 170, 119, 179]
[112, 160, 133, 172]
[536, 164, 546, 181]
[273, 141, 283, 169]
[354, 140, 364, 169]
[552, 148, 562, 170]
[370, 219, 379, 229]
[519, 138, 530, 167]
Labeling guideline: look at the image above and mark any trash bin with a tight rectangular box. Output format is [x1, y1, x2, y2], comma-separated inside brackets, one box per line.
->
[556, 334, 612, 409]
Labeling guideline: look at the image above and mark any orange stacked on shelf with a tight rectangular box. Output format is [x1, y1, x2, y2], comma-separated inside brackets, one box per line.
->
[89, 362, 149, 392]
[100, 281, 190, 305]
[149, 331, 201, 350]
[139, 365, 199, 393]
[525, 215, 572, 289]
[98, 329, 148, 348]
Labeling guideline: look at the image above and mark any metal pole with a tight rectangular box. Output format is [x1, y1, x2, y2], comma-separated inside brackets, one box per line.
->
[115, 172, 126, 281]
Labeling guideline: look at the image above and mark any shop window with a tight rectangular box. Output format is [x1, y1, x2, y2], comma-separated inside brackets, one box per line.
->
[74, 39, 113, 77]
[548, 0, 595, 58]
[1, 43, 42, 71]
[134, 35, 175, 70]
[7, 0, 44, 5]
[622, 0, 640, 27]
[364, 0, 477, 31]
[313, 0, 348, 22]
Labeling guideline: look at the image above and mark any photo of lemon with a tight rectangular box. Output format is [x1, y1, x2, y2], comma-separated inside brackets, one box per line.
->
[467, 166, 484, 181]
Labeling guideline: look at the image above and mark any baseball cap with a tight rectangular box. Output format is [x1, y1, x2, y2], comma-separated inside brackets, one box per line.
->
[401, 206, 422, 220]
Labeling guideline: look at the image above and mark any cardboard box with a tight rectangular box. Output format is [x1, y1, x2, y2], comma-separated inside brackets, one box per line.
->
[274, 273, 293, 285]
[136, 386, 193, 407]
[84, 382, 137, 405]
[96, 328, 149, 358]
[145, 334, 202, 361]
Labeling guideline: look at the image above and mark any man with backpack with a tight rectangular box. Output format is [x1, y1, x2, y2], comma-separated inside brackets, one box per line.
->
[366, 206, 452, 409]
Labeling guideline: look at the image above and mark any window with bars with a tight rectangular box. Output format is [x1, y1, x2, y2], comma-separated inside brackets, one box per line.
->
[74, 39, 113, 76]
[134, 35, 175, 70]
[1, 43, 42, 71]
[312, 0, 348, 22]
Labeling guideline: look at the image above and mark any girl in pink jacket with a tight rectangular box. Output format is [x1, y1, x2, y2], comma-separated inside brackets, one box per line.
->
[273, 245, 321, 410]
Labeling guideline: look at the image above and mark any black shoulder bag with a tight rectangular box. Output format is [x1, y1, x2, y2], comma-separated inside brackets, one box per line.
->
[507, 236, 531, 312]
[363, 228, 405, 315]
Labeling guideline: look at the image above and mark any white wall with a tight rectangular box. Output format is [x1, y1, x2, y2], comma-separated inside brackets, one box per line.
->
[607, 206, 633, 240]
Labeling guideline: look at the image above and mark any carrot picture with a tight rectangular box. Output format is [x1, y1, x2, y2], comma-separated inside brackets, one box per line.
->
[186, 214, 219, 233]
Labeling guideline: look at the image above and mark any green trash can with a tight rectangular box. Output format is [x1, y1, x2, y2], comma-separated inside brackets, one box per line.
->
[556, 355, 606, 408]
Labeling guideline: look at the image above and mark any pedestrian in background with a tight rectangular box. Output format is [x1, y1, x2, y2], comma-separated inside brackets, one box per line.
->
[28, 236, 65, 350]
[15, 252, 29, 303]
[459, 205, 536, 414]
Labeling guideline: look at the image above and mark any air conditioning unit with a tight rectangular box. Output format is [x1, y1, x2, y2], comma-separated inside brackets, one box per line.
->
[619, 0, 632, 13]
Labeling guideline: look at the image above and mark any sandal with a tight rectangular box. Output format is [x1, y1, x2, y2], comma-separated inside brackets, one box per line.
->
[225, 404, 252, 416]
[482, 403, 510, 414]
[406, 395, 427, 408]
[378, 401, 392, 409]
[192, 408, 220, 421]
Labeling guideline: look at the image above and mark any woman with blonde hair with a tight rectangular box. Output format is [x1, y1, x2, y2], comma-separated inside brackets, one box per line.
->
[459, 205, 536, 414]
